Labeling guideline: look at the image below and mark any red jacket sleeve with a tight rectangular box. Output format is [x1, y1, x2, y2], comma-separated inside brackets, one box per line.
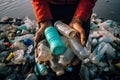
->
[73, 0, 97, 22]
[31, 0, 53, 23]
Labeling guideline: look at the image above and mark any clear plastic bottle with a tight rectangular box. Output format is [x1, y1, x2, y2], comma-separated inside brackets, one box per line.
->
[58, 47, 74, 66]
[50, 58, 65, 76]
[90, 42, 108, 64]
[25, 73, 38, 80]
[69, 37, 89, 60]
[35, 39, 53, 63]
[98, 36, 113, 43]
[11, 50, 24, 64]
[54, 21, 76, 38]
[80, 64, 90, 80]
[105, 43, 116, 58]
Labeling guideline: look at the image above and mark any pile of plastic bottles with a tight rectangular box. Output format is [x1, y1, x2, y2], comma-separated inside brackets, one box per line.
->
[0, 16, 37, 80]
[0, 13, 120, 80]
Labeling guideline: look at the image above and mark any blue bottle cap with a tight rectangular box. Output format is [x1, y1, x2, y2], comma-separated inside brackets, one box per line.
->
[66, 66, 73, 72]
[23, 38, 33, 45]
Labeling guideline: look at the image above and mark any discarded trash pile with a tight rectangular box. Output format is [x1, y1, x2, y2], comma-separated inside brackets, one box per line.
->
[0, 13, 120, 80]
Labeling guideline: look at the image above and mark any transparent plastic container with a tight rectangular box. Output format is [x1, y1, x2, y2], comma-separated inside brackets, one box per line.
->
[50, 59, 64, 76]
[80, 64, 90, 80]
[90, 42, 108, 64]
[58, 47, 74, 66]
[69, 37, 89, 60]
[35, 39, 53, 62]
[11, 50, 24, 64]
[54, 21, 76, 38]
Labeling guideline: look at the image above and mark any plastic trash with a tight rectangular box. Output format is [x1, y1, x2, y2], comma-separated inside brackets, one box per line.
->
[25, 73, 38, 80]
[58, 47, 74, 66]
[0, 63, 13, 76]
[23, 38, 33, 45]
[5, 52, 14, 61]
[11, 50, 25, 64]
[89, 42, 108, 64]
[26, 45, 34, 55]
[69, 37, 89, 60]
[10, 41, 27, 51]
[50, 58, 65, 76]
[54, 20, 76, 38]
[44, 26, 66, 55]
[80, 64, 90, 80]
[34, 63, 48, 76]
[35, 39, 53, 63]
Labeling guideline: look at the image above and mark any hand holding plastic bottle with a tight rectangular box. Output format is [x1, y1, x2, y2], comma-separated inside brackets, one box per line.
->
[69, 19, 85, 46]
[34, 20, 52, 48]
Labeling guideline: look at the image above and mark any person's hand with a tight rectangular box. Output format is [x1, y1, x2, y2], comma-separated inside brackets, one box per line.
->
[69, 19, 85, 46]
[34, 20, 52, 48]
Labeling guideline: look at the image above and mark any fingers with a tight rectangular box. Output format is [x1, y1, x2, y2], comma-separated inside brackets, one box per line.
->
[34, 20, 52, 48]
[34, 29, 42, 48]
[71, 23, 85, 46]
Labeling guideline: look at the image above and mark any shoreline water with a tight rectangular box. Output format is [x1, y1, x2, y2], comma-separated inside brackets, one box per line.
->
[0, 0, 120, 22]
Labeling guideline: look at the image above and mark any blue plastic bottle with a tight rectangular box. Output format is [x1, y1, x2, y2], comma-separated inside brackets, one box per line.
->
[44, 26, 66, 55]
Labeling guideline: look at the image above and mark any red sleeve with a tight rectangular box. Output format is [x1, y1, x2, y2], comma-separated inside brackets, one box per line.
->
[73, 0, 97, 22]
[31, 0, 53, 23]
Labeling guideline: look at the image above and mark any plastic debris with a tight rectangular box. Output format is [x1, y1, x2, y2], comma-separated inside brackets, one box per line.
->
[0, 14, 120, 80]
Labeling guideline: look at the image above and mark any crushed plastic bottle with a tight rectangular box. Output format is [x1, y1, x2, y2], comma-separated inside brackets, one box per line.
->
[10, 41, 27, 51]
[11, 50, 25, 64]
[35, 39, 53, 63]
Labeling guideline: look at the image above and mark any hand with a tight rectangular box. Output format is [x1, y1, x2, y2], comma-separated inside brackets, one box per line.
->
[69, 19, 85, 46]
[34, 20, 52, 48]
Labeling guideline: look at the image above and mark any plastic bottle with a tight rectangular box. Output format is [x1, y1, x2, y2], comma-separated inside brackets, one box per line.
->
[35, 63, 48, 76]
[44, 26, 66, 55]
[11, 50, 25, 64]
[69, 37, 89, 60]
[105, 43, 116, 58]
[54, 21, 76, 38]
[90, 42, 108, 64]
[35, 39, 53, 63]
[6, 52, 14, 61]
[23, 38, 33, 45]
[58, 47, 74, 66]
[98, 20, 113, 30]
[86, 41, 92, 54]
[98, 36, 113, 43]
[26, 45, 34, 55]
[80, 64, 90, 80]
[16, 24, 27, 30]
[50, 59, 65, 76]
[10, 41, 27, 51]
[25, 73, 38, 80]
